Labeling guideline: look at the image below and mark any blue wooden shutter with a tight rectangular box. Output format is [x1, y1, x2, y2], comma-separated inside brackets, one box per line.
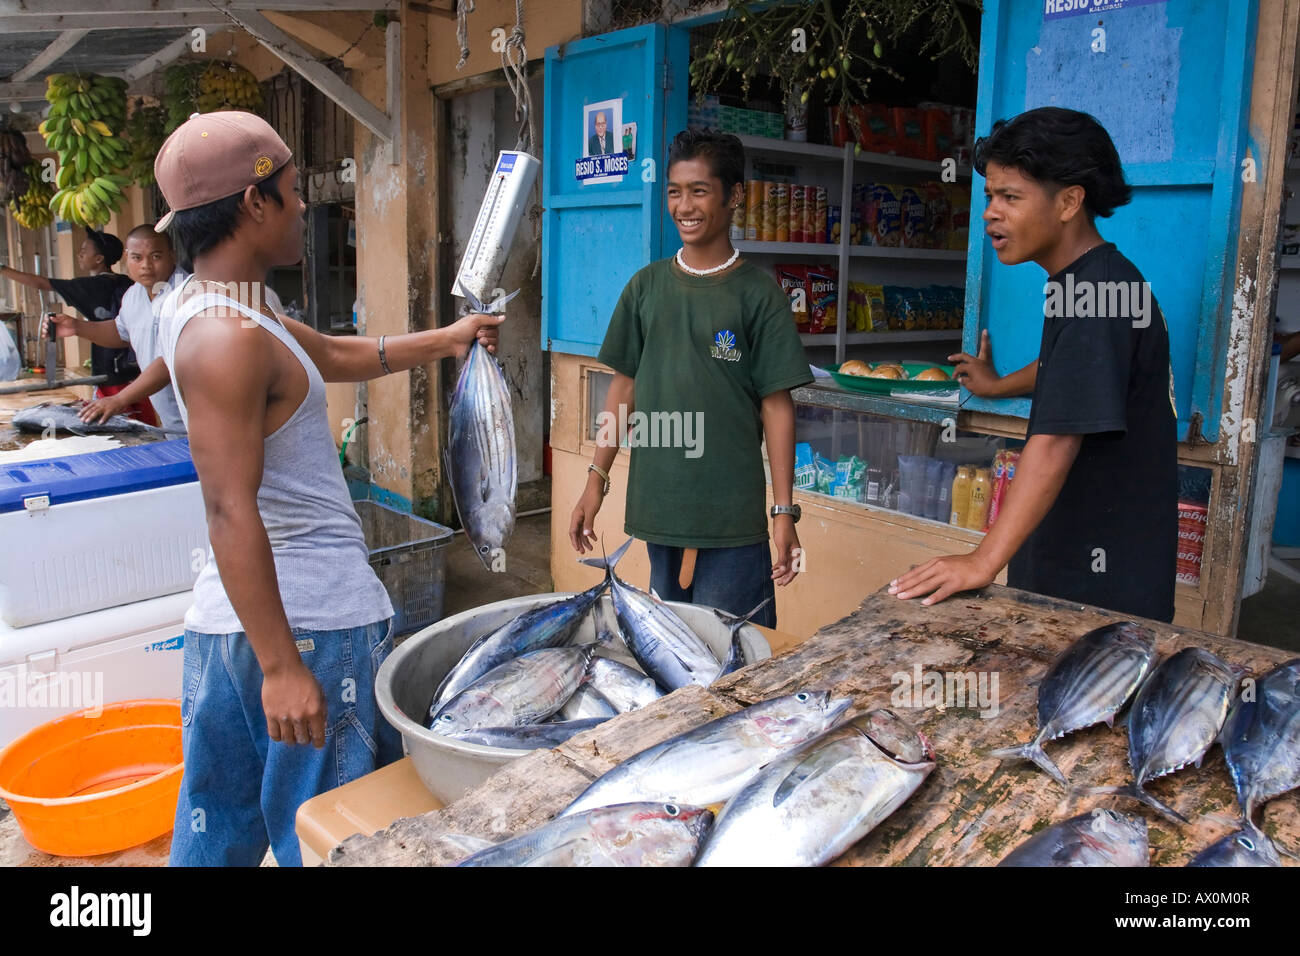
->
[541, 24, 689, 356]
[961, 0, 1258, 442]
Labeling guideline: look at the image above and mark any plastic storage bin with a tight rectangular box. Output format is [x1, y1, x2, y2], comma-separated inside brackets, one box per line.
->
[0, 440, 206, 627]
[355, 500, 453, 637]
[0, 590, 189, 749]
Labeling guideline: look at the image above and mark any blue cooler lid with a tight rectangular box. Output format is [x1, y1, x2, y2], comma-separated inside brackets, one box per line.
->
[0, 439, 197, 513]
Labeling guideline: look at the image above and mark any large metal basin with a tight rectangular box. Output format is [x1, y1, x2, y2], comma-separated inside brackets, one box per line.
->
[376, 592, 771, 804]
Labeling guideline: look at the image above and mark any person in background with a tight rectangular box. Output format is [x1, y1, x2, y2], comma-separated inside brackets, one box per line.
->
[152, 111, 501, 866]
[47, 225, 189, 430]
[891, 107, 1178, 623]
[569, 129, 811, 626]
[0, 229, 140, 407]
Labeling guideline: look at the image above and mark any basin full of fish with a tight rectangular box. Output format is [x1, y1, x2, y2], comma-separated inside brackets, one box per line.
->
[421, 538, 772, 751]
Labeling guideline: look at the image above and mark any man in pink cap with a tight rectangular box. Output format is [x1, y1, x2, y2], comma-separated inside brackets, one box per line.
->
[153, 111, 502, 866]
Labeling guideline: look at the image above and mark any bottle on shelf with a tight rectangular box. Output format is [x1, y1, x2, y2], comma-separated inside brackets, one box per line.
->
[949, 465, 972, 527]
[966, 467, 992, 531]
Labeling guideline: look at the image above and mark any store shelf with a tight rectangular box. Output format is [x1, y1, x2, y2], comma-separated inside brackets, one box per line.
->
[736, 241, 840, 256]
[792, 381, 959, 425]
[850, 246, 967, 261]
[735, 134, 845, 162]
[854, 150, 972, 178]
[800, 330, 961, 346]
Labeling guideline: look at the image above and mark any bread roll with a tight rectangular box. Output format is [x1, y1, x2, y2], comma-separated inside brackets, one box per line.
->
[839, 359, 872, 377]
[866, 364, 906, 380]
[913, 366, 950, 381]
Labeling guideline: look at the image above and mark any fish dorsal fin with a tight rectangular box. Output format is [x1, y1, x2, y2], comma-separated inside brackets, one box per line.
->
[772, 739, 860, 807]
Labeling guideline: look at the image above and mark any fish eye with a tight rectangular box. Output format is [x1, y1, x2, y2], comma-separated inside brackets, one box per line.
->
[479, 545, 490, 554]
[795, 692, 809, 702]
[664, 803, 679, 816]
[1238, 836, 1256, 851]
[438, 713, 454, 723]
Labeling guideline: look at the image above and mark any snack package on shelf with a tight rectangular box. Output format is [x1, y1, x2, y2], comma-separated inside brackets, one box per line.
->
[892, 107, 927, 158]
[900, 184, 926, 249]
[920, 181, 952, 250]
[864, 284, 888, 331]
[945, 182, 970, 251]
[807, 264, 838, 333]
[775, 264, 809, 332]
[828, 204, 841, 244]
[835, 456, 867, 502]
[850, 182, 871, 245]
[772, 182, 790, 242]
[789, 184, 807, 243]
[859, 103, 898, 153]
[745, 180, 763, 241]
[794, 442, 817, 491]
[985, 450, 1021, 531]
[762, 181, 779, 241]
[920, 104, 955, 161]
[869, 183, 903, 246]
[815, 453, 837, 495]
[814, 186, 828, 243]
[730, 200, 745, 241]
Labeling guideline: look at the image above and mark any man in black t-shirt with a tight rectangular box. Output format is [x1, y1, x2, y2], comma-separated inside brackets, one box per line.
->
[890, 108, 1177, 622]
[0, 229, 135, 386]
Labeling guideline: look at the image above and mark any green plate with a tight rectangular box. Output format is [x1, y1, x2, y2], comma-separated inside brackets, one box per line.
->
[826, 362, 958, 394]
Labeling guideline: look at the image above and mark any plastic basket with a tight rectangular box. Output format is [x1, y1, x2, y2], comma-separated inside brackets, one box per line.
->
[354, 500, 453, 637]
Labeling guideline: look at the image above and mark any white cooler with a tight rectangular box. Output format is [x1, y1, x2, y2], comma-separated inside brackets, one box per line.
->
[0, 440, 208, 627]
[0, 589, 190, 748]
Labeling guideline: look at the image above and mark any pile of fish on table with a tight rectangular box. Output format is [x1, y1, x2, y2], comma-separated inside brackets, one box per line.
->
[435, 617, 1300, 868]
[989, 622, 1300, 867]
[425, 538, 767, 748]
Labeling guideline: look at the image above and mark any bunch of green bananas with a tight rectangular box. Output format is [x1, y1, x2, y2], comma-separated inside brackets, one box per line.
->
[1, 128, 33, 204]
[10, 162, 54, 231]
[163, 60, 263, 133]
[125, 101, 166, 186]
[39, 73, 131, 226]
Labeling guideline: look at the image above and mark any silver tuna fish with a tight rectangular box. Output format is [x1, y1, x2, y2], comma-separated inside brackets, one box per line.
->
[694, 708, 935, 867]
[1095, 646, 1235, 824]
[12, 401, 180, 436]
[449, 716, 609, 750]
[1220, 658, 1300, 825]
[998, 808, 1149, 867]
[587, 657, 664, 713]
[990, 621, 1157, 788]
[580, 538, 721, 689]
[456, 803, 713, 867]
[558, 684, 618, 721]
[560, 690, 854, 817]
[713, 597, 772, 681]
[446, 340, 516, 569]
[429, 644, 596, 736]
[1186, 828, 1282, 867]
[430, 576, 609, 715]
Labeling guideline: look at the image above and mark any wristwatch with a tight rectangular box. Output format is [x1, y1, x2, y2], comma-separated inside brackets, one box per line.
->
[770, 504, 801, 523]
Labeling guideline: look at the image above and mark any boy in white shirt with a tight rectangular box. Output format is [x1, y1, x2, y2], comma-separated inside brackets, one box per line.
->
[48, 225, 189, 431]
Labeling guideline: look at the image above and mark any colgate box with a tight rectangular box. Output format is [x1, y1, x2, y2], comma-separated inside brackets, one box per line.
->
[1176, 501, 1208, 586]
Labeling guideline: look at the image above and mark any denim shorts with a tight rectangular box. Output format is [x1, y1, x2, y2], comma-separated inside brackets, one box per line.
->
[645, 540, 777, 629]
[169, 617, 403, 867]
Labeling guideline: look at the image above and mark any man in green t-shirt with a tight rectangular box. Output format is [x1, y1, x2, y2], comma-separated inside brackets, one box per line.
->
[569, 129, 813, 627]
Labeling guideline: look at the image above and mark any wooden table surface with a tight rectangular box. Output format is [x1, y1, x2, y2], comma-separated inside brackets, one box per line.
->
[327, 584, 1299, 867]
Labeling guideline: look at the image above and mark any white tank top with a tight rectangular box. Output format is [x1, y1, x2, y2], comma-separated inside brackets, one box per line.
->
[159, 283, 392, 634]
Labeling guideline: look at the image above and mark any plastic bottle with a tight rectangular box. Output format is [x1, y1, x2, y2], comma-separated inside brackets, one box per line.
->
[950, 465, 972, 526]
[967, 467, 993, 531]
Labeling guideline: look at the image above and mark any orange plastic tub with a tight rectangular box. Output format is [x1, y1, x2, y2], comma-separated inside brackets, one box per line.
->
[0, 699, 183, 857]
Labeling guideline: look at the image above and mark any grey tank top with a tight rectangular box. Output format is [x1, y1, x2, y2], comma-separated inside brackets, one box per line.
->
[161, 284, 392, 634]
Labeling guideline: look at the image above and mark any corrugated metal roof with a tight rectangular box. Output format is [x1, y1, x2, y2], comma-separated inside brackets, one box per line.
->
[46, 29, 193, 78]
[0, 33, 66, 81]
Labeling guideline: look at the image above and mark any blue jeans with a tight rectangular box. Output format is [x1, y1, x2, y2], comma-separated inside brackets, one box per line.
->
[645, 541, 777, 628]
[169, 618, 403, 867]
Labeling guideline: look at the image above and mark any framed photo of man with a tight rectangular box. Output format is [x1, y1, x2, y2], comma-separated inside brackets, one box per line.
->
[581, 98, 625, 185]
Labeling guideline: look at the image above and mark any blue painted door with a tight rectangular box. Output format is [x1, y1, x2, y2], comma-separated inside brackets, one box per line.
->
[962, 0, 1258, 442]
[542, 24, 689, 356]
